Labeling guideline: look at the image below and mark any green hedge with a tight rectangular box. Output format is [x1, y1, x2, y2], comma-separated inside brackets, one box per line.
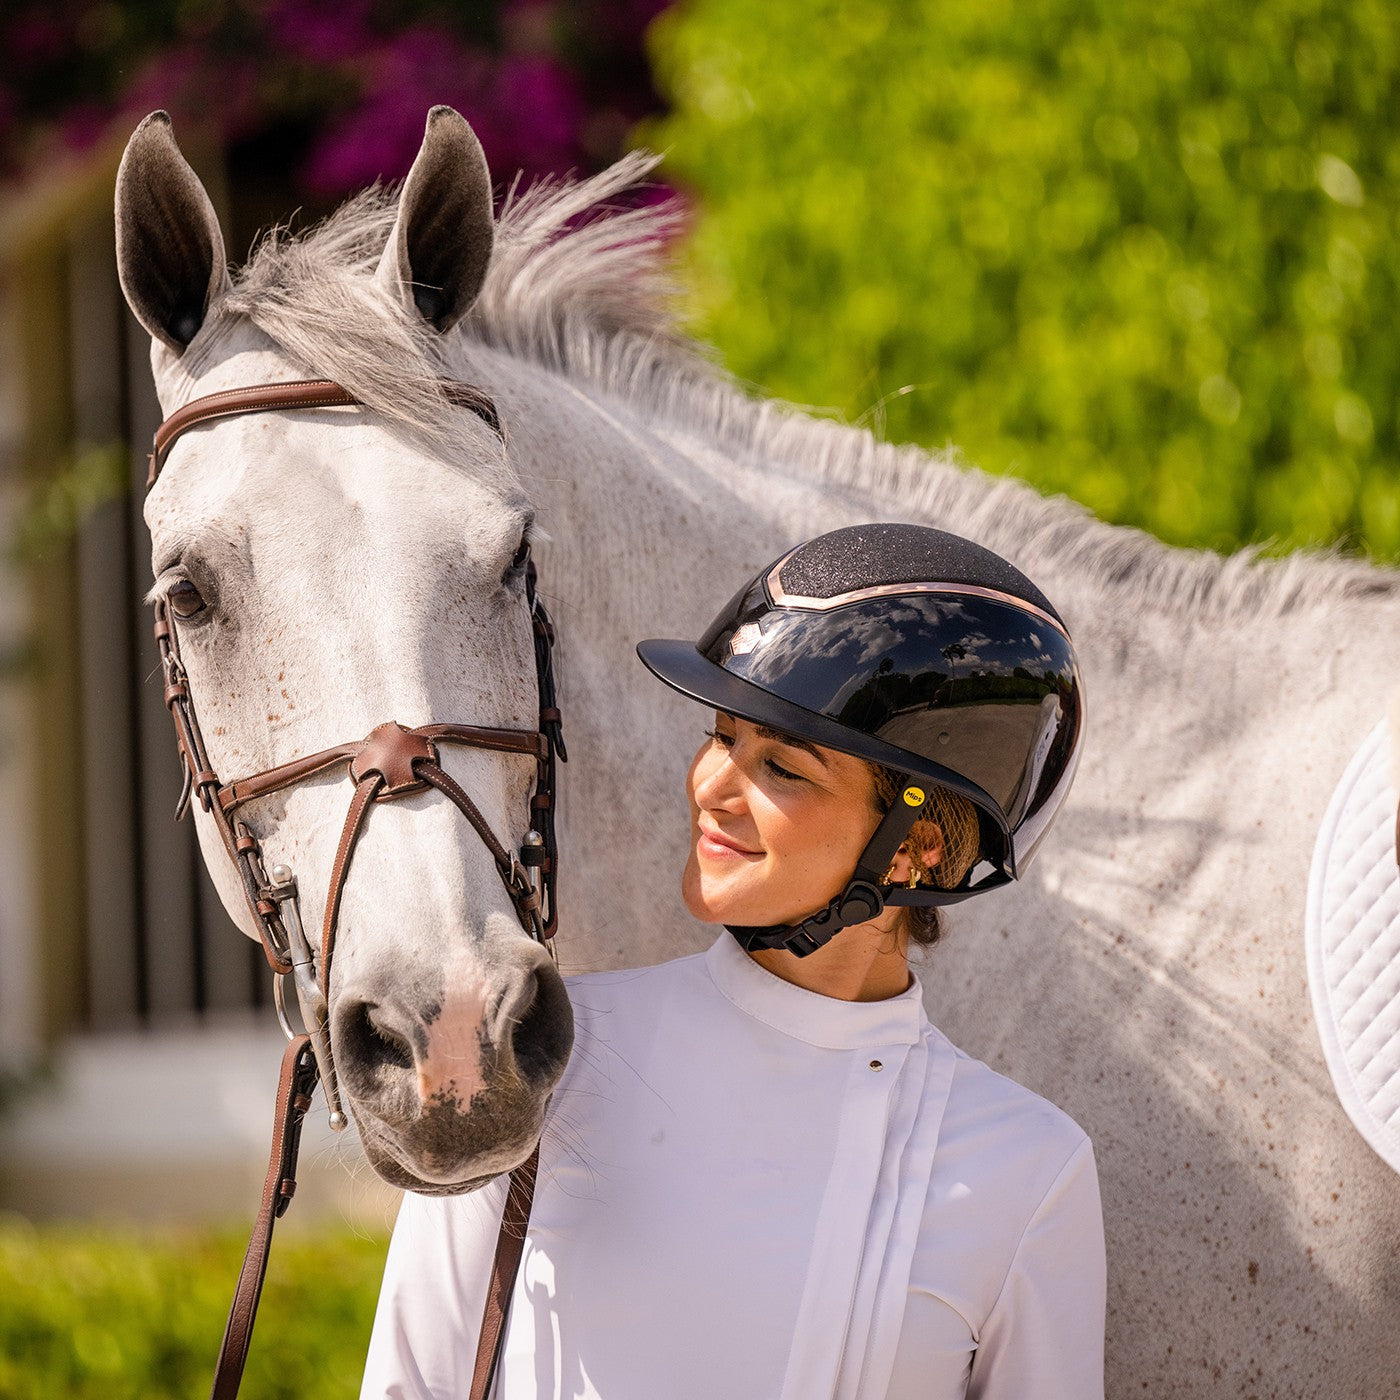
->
[0, 1218, 387, 1400]
[646, 0, 1400, 557]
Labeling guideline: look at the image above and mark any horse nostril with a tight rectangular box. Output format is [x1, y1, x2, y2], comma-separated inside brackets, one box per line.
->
[338, 999, 415, 1091]
[366, 1004, 414, 1069]
[509, 963, 574, 1091]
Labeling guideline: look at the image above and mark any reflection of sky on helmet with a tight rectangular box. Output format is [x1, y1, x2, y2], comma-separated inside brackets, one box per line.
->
[702, 593, 1079, 830]
[716, 597, 1076, 712]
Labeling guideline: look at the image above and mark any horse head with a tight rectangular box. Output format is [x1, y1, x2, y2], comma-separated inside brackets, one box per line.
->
[114, 108, 572, 1193]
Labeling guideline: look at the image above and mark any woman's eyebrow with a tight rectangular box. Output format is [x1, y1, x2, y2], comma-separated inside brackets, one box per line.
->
[753, 724, 829, 766]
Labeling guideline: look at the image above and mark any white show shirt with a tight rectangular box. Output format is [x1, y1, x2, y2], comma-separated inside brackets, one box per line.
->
[361, 935, 1105, 1399]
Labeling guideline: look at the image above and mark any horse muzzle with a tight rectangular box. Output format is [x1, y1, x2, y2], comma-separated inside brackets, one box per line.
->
[331, 936, 572, 1188]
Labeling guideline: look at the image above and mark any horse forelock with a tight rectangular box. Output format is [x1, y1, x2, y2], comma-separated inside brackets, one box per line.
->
[199, 188, 462, 452]
[204, 154, 1400, 627]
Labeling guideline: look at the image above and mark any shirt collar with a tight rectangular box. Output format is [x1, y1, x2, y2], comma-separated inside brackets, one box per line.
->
[703, 933, 926, 1050]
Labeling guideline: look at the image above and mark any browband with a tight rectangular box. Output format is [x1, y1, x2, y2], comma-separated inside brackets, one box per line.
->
[148, 378, 503, 488]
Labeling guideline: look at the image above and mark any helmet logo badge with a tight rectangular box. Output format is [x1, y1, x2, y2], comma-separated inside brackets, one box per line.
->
[903, 786, 926, 807]
[729, 622, 764, 656]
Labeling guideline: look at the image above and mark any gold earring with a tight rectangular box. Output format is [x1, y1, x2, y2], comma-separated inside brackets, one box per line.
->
[882, 852, 926, 887]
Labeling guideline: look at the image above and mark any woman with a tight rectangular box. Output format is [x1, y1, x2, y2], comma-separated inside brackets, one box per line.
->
[362, 523, 1105, 1399]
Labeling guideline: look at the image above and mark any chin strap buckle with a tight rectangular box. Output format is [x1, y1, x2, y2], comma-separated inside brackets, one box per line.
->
[724, 789, 928, 958]
[729, 879, 887, 959]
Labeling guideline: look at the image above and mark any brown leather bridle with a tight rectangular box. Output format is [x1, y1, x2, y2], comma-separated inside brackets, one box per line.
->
[148, 377, 563, 1400]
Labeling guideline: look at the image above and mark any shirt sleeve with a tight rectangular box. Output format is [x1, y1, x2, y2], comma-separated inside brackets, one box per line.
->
[966, 1135, 1106, 1400]
[360, 1178, 508, 1400]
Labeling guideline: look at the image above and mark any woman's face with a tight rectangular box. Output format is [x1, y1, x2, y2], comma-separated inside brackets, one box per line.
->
[681, 712, 885, 928]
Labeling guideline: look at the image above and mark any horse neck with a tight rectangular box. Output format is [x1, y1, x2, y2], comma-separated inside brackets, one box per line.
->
[447, 339, 1400, 979]
[469, 344, 1053, 627]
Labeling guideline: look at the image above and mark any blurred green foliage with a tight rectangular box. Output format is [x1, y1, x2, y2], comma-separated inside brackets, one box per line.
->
[647, 0, 1400, 557]
[0, 1217, 387, 1399]
[13, 444, 127, 567]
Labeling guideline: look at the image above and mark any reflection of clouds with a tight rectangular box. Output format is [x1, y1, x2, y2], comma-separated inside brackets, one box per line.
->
[738, 616, 843, 669]
[735, 602, 938, 676]
[848, 607, 929, 666]
[722, 594, 1077, 718]
[947, 631, 995, 667]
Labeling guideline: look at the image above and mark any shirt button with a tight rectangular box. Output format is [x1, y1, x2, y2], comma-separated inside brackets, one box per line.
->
[869, 1059, 883, 1071]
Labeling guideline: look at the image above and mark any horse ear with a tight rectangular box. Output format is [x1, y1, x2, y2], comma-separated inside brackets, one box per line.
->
[375, 106, 494, 334]
[115, 112, 230, 354]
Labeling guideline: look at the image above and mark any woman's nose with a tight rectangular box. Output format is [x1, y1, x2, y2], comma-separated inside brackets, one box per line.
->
[691, 747, 745, 810]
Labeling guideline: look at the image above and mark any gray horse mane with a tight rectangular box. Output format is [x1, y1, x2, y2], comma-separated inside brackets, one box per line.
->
[220, 154, 1399, 622]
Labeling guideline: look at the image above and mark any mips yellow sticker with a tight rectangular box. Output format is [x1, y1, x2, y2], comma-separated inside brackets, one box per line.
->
[902, 786, 926, 807]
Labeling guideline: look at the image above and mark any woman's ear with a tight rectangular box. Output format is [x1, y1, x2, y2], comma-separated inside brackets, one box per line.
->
[885, 823, 945, 886]
[918, 823, 945, 876]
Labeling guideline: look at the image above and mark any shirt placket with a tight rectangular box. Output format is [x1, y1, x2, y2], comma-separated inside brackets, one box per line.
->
[778, 1041, 913, 1400]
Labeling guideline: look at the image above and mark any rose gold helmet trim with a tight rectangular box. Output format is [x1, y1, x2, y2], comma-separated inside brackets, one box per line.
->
[765, 549, 1072, 641]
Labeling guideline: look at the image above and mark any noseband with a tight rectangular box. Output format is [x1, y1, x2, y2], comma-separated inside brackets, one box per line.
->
[147, 377, 564, 1399]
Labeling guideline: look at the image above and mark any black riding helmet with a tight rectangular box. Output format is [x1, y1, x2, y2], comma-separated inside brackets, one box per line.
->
[637, 523, 1085, 957]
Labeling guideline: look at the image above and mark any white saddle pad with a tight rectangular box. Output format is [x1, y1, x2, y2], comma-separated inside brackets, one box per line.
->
[1306, 720, 1400, 1175]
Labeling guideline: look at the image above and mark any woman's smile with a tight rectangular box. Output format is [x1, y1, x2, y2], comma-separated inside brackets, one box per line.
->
[696, 823, 763, 859]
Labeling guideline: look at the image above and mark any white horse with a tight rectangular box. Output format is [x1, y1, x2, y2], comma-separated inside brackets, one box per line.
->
[116, 108, 1400, 1396]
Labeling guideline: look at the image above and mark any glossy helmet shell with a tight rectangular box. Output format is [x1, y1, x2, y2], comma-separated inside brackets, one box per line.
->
[637, 523, 1085, 898]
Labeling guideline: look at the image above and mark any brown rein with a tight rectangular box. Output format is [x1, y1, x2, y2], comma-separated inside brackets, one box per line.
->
[149, 377, 555, 1400]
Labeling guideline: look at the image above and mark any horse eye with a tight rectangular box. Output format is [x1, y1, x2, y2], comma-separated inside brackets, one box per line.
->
[168, 578, 207, 619]
[509, 534, 531, 574]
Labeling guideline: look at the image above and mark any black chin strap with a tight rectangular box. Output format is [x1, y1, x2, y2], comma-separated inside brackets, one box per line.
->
[727, 780, 928, 958]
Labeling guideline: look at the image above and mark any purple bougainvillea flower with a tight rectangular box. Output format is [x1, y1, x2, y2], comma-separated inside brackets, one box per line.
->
[493, 54, 585, 173]
[305, 98, 428, 194]
[303, 25, 499, 193]
[265, 0, 376, 65]
[124, 46, 205, 120]
[57, 100, 109, 154]
[3, 0, 672, 206]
